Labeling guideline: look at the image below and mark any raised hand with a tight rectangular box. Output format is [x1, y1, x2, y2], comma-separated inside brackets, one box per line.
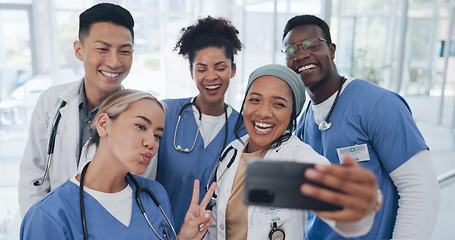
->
[301, 154, 380, 221]
[179, 180, 216, 240]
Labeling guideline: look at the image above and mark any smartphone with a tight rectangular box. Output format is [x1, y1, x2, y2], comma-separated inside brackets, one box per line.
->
[243, 158, 342, 211]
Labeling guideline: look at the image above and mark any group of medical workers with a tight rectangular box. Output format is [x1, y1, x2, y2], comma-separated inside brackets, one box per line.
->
[17, 2, 440, 240]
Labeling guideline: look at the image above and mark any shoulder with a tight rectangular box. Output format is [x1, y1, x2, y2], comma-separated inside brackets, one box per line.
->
[161, 98, 193, 117]
[345, 79, 410, 110]
[348, 79, 403, 100]
[271, 136, 329, 164]
[162, 98, 191, 109]
[278, 135, 311, 150]
[21, 181, 76, 239]
[41, 81, 81, 97]
[27, 180, 77, 216]
[37, 81, 81, 105]
[227, 135, 248, 149]
[228, 105, 240, 116]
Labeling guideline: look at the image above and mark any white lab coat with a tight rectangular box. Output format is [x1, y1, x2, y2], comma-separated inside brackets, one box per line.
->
[19, 80, 84, 217]
[208, 135, 374, 240]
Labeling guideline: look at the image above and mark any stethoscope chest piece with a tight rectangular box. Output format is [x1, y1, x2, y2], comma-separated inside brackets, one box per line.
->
[209, 196, 217, 207]
[301, 76, 346, 139]
[318, 120, 332, 131]
[269, 222, 285, 240]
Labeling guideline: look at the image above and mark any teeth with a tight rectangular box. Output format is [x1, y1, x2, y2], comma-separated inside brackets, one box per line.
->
[298, 64, 316, 73]
[254, 122, 273, 132]
[101, 71, 120, 78]
[205, 85, 221, 90]
[256, 122, 273, 128]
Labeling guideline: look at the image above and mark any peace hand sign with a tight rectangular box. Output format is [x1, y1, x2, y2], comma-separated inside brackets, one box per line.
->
[179, 180, 216, 240]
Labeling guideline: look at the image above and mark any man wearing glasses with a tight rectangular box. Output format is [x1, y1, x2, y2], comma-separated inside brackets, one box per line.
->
[282, 15, 440, 239]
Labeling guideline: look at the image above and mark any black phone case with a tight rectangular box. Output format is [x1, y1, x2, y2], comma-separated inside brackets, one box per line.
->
[243, 159, 342, 211]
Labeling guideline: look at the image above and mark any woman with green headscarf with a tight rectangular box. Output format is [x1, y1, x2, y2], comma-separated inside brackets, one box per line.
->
[207, 64, 380, 239]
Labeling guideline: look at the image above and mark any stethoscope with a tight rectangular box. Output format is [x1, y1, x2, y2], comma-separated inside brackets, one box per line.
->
[205, 145, 237, 206]
[300, 76, 346, 141]
[79, 162, 178, 240]
[173, 97, 230, 203]
[173, 97, 228, 153]
[33, 100, 67, 187]
[205, 144, 285, 240]
[269, 222, 285, 240]
[173, 98, 202, 152]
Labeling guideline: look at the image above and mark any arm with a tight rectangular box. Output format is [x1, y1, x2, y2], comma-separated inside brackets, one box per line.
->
[18, 94, 52, 217]
[301, 155, 378, 237]
[179, 180, 216, 240]
[365, 93, 439, 239]
[390, 150, 440, 240]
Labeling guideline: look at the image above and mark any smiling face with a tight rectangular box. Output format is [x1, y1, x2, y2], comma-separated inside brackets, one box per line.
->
[243, 76, 293, 153]
[283, 24, 337, 91]
[74, 22, 133, 99]
[190, 46, 236, 113]
[100, 99, 164, 175]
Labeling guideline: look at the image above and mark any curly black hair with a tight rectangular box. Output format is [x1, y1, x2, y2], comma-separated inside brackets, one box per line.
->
[174, 16, 242, 68]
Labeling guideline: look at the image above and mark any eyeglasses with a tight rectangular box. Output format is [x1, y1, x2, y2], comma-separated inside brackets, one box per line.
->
[281, 37, 328, 59]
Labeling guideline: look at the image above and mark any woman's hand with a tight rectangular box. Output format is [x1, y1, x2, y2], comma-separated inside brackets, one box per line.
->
[301, 155, 380, 221]
[179, 180, 216, 240]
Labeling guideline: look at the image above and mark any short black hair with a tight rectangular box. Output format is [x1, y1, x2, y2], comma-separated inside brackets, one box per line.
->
[79, 3, 134, 41]
[174, 16, 242, 69]
[282, 15, 331, 45]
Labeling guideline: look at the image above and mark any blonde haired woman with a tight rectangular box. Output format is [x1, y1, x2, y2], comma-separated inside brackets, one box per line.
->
[21, 89, 215, 240]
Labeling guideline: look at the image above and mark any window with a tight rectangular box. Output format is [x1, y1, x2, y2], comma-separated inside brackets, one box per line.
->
[0, 4, 33, 239]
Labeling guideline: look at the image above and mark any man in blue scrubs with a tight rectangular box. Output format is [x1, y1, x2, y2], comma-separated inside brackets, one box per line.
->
[282, 15, 440, 239]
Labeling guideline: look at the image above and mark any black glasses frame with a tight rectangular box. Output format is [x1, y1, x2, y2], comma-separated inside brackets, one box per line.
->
[281, 37, 328, 59]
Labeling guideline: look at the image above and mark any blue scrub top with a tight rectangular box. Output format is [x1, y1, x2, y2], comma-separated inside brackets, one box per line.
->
[156, 98, 244, 233]
[297, 79, 428, 240]
[20, 175, 175, 240]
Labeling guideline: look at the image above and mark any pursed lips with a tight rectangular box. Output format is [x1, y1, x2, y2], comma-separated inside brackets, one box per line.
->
[141, 152, 152, 163]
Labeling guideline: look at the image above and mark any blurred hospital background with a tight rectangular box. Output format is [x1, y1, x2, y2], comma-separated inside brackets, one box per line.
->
[0, 0, 454, 239]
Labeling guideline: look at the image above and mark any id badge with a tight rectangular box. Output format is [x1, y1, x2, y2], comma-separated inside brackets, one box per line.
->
[336, 144, 370, 163]
[258, 207, 291, 225]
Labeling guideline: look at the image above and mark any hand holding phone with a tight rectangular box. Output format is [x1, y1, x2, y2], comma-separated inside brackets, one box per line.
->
[301, 155, 379, 221]
[243, 158, 342, 211]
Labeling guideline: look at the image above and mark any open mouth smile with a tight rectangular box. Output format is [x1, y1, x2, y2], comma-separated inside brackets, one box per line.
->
[253, 121, 274, 133]
[100, 70, 120, 78]
[297, 64, 317, 74]
[204, 84, 221, 90]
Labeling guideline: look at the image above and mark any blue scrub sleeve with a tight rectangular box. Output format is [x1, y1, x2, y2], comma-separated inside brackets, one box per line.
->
[20, 206, 71, 240]
[365, 92, 427, 173]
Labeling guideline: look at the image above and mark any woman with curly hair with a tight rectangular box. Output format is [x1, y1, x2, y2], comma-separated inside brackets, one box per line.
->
[142, 16, 245, 233]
